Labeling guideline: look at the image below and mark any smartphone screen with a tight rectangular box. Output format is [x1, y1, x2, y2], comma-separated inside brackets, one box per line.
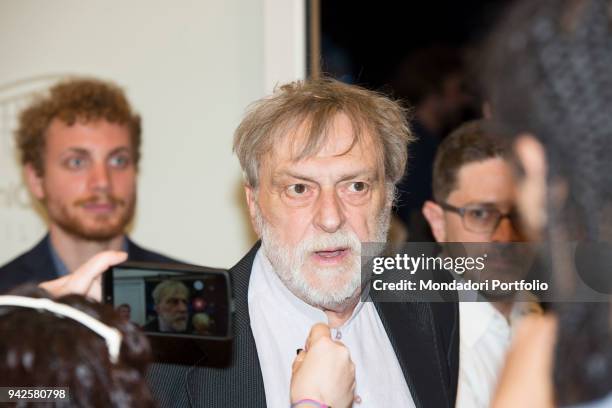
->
[104, 262, 231, 340]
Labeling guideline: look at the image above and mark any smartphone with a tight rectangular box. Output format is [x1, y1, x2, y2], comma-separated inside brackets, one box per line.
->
[103, 261, 232, 366]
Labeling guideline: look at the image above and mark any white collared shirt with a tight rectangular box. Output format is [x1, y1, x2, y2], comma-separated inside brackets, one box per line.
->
[457, 300, 541, 408]
[248, 249, 416, 408]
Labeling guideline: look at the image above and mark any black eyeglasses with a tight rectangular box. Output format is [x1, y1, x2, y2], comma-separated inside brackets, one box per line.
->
[438, 202, 519, 234]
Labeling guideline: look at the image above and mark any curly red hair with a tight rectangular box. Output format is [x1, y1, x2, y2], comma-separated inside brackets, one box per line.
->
[16, 78, 141, 175]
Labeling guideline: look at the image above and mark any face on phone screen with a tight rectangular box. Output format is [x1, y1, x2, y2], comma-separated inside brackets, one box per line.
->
[110, 266, 230, 338]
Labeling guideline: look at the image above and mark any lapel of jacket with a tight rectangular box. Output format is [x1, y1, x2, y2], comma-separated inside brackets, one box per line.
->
[125, 237, 141, 258]
[373, 300, 453, 408]
[185, 242, 267, 407]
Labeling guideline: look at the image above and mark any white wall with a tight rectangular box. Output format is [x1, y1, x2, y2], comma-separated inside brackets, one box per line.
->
[0, 0, 305, 268]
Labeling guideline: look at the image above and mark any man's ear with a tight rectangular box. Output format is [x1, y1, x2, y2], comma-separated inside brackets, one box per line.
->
[422, 200, 446, 242]
[24, 163, 45, 200]
[244, 184, 261, 236]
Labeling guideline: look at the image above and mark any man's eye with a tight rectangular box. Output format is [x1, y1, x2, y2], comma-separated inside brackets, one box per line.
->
[468, 208, 493, 221]
[348, 181, 368, 193]
[286, 184, 309, 197]
[109, 155, 130, 168]
[65, 157, 86, 169]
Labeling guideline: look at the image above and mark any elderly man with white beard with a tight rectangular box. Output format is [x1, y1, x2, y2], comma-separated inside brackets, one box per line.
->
[148, 78, 459, 408]
[41, 79, 460, 408]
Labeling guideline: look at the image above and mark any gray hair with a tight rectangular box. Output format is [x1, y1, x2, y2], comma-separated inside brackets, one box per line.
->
[151, 280, 189, 306]
[232, 78, 413, 188]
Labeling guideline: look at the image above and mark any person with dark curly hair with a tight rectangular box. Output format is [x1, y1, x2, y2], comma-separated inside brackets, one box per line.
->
[482, 0, 612, 406]
[1, 288, 359, 408]
[0, 285, 154, 407]
[0, 78, 177, 294]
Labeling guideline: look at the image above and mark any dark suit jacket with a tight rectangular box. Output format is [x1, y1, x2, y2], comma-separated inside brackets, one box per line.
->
[0, 234, 177, 294]
[146, 243, 459, 408]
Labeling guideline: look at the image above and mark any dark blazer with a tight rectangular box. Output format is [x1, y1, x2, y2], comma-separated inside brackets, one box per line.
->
[0, 234, 177, 294]
[146, 243, 459, 408]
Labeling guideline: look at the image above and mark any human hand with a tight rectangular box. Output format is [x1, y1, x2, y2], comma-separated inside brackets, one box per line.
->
[39, 251, 127, 301]
[492, 314, 557, 408]
[290, 323, 356, 408]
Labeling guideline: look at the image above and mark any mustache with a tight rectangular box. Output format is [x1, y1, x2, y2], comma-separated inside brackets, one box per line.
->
[302, 231, 361, 253]
[74, 195, 126, 207]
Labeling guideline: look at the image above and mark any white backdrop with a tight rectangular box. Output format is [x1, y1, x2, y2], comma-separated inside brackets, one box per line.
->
[0, 0, 305, 268]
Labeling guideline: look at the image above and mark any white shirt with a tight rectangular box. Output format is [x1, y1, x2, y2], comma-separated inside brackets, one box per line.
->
[248, 249, 416, 408]
[456, 300, 542, 408]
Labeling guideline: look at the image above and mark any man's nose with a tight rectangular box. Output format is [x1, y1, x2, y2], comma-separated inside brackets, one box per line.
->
[314, 188, 345, 233]
[491, 216, 521, 242]
[88, 162, 111, 192]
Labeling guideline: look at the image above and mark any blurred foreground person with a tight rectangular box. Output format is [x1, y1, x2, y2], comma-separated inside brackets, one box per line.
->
[484, 0, 612, 406]
[0, 286, 354, 408]
[0, 286, 154, 408]
[422, 119, 539, 408]
[0, 78, 175, 294]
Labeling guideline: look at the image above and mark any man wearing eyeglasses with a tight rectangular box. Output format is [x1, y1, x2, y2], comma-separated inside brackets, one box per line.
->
[422, 119, 540, 408]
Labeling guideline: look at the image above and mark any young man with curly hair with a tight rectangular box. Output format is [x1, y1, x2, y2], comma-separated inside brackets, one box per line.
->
[0, 78, 175, 293]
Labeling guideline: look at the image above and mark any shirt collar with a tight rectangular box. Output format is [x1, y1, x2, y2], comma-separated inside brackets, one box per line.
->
[48, 238, 69, 277]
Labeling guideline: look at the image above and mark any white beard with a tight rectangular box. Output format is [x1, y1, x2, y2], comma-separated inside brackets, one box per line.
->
[255, 190, 392, 311]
